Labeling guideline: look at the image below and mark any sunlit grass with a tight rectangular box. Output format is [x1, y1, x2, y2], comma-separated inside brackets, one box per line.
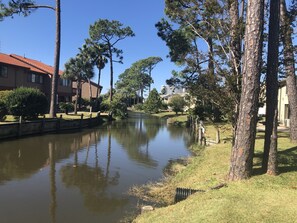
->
[0, 111, 109, 123]
[134, 125, 297, 223]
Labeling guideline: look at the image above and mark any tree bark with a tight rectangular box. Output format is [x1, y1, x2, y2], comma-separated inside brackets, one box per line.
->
[74, 79, 80, 115]
[263, 0, 280, 172]
[228, 0, 242, 144]
[267, 108, 278, 175]
[229, 0, 264, 181]
[96, 68, 101, 99]
[108, 43, 113, 103]
[280, 0, 297, 143]
[49, 0, 61, 118]
[88, 78, 92, 102]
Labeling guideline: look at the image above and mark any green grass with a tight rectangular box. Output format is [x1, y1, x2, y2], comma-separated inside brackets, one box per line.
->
[0, 111, 109, 123]
[133, 127, 297, 223]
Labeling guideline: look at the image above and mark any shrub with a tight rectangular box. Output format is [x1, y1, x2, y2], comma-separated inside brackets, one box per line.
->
[59, 102, 74, 114]
[6, 87, 48, 120]
[168, 94, 187, 114]
[103, 100, 127, 119]
[144, 88, 162, 114]
[0, 101, 7, 121]
[0, 90, 12, 121]
[134, 103, 144, 111]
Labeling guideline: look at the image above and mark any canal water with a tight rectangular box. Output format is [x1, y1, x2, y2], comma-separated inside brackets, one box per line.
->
[0, 113, 193, 223]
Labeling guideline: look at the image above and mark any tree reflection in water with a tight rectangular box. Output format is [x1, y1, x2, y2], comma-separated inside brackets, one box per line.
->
[0, 113, 193, 222]
[60, 130, 128, 213]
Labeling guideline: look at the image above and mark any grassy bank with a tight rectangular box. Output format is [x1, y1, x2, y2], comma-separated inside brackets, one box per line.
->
[1, 111, 109, 123]
[133, 127, 297, 223]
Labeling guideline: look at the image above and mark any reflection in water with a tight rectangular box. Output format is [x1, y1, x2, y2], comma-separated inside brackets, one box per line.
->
[0, 113, 193, 222]
[49, 142, 57, 223]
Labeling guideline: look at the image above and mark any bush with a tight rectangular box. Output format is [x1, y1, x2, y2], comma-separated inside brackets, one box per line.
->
[168, 94, 186, 114]
[0, 90, 12, 121]
[0, 101, 7, 121]
[6, 87, 48, 120]
[59, 102, 74, 114]
[144, 88, 162, 114]
[134, 103, 144, 111]
[101, 98, 127, 119]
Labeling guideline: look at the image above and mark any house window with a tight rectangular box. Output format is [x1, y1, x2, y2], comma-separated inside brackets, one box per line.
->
[0, 65, 8, 78]
[60, 78, 71, 87]
[28, 73, 43, 84]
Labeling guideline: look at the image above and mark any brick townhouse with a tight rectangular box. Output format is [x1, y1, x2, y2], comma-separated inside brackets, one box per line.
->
[0, 53, 75, 103]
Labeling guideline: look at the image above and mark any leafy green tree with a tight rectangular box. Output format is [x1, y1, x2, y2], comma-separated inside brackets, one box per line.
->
[63, 54, 94, 114]
[6, 87, 48, 119]
[136, 57, 162, 92]
[84, 39, 108, 99]
[89, 19, 135, 103]
[144, 88, 162, 114]
[0, 90, 12, 120]
[1, 0, 61, 118]
[156, 0, 245, 132]
[168, 94, 186, 115]
[116, 57, 160, 105]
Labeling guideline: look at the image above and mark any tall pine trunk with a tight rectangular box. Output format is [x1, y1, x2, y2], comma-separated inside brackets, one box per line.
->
[229, 0, 242, 144]
[74, 79, 80, 115]
[263, 0, 280, 172]
[229, 0, 264, 180]
[49, 0, 61, 118]
[88, 78, 92, 102]
[267, 109, 278, 175]
[108, 44, 113, 103]
[280, 0, 297, 143]
[96, 68, 101, 99]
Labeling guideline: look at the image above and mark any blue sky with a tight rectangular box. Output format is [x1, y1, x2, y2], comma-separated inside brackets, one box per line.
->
[0, 0, 178, 95]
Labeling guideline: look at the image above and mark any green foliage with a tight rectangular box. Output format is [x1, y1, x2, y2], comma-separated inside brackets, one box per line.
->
[59, 102, 74, 114]
[144, 89, 162, 114]
[0, 101, 7, 121]
[168, 94, 186, 115]
[6, 87, 48, 119]
[134, 103, 144, 111]
[89, 19, 135, 102]
[0, 0, 35, 20]
[0, 90, 13, 121]
[101, 97, 127, 119]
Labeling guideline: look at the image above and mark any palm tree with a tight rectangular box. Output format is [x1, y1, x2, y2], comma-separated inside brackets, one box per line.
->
[63, 54, 94, 114]
[95, 55, 108, 99]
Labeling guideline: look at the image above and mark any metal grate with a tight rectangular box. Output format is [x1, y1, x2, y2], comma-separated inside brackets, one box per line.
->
[174, 187, 205, 203]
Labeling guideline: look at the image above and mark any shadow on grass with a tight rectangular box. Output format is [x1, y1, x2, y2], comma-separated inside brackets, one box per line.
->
[253, 146, 297, 176]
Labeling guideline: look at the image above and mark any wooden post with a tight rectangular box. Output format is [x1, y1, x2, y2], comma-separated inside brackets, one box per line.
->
[18, 116, 22, 137]
[41, 115, 46, 134]
[216, 127, 221, 144]
[89, 114, 92, 127]
[56, 115, 61, 133]
[79, 114, 83, 129]
[199, 121, 206, 146]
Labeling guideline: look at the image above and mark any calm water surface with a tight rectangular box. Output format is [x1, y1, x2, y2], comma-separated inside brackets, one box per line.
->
[0, 113, 193, 223]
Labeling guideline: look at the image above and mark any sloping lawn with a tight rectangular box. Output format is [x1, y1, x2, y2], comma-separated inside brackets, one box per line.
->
[134, 127, 297, 223]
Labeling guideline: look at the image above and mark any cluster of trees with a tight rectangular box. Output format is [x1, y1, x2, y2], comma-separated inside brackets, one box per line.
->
[115, 57, 162, 105]
[159, 0, 297, 180]
[0, 1, 136, 118]
[63, 19, 135, 117]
